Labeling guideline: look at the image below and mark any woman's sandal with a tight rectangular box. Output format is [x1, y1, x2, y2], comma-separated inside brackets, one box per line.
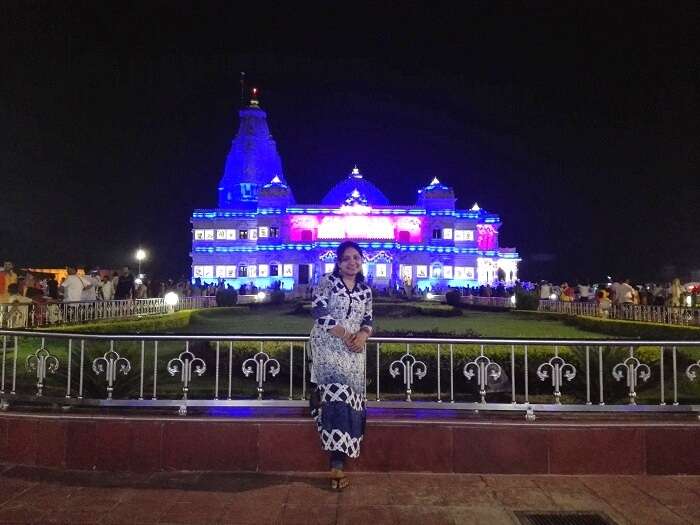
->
[330, 468, 350, 490]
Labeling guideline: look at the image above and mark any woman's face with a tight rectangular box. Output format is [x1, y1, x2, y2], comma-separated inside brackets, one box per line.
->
[338, 247, 362, 278]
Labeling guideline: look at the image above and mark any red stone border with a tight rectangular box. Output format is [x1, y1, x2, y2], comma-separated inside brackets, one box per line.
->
[0, 413, 698, 474]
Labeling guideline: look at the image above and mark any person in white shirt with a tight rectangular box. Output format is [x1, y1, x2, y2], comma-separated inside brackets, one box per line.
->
[100, 274, 114, 301]
[578, 283, 592, 302]
[539, 281, 552, 300]
[617, 279, 635, 304]
[61, 267, 90, 303]
[80, 271, 100, 301]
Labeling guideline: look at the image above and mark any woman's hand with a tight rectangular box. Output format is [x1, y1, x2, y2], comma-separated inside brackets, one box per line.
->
[347, 331, 369, 353]
[329, 325, 354, 345]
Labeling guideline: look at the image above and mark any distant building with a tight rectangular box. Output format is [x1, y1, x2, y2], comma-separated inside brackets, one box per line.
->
[190, 93, 520, 290]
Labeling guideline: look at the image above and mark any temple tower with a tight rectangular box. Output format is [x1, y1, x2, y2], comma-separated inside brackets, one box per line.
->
[217, 90, 292, 208]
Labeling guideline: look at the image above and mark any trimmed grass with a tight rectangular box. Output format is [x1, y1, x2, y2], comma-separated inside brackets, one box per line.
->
[183, 306, 609, 338]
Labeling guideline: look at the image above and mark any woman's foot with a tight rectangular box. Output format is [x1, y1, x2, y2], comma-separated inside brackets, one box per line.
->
[330, 468, 349, 490]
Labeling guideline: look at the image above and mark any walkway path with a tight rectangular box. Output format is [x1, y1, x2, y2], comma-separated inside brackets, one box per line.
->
[1, 465, 699, 524]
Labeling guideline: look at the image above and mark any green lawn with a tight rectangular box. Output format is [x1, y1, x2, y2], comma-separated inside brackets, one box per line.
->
[182, 305, 609, 338]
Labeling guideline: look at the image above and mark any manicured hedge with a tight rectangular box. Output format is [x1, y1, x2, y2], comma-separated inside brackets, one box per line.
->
[292, 302, 461, 318]
[44, 309, 195, 334]
[513, 310, 700, 340]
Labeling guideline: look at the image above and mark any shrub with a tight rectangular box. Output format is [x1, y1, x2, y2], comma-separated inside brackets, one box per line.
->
[445, 289, 461, 307]
[515, 291, 539, 311]
[269, 290, 286, 305]
[215, 289, 238, 307]
[569, 316, 700, 340]
[45, 310, 195, 334]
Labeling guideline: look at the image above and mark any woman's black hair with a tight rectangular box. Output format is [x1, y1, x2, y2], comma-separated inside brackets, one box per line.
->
[332, 241, 365, 282]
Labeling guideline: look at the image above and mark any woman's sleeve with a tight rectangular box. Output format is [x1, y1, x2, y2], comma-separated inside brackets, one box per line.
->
[361, 288, 373, 333]
[311, 277, 339, 331]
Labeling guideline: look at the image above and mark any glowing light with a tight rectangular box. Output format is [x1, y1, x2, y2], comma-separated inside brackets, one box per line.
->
[426, 292, 435, 300]
[351, 166, 362, 178]
[270, 175, 281, 183]
[430, 177, 440, 185]
[164, 292, 179, 306]
[471, 203, 481, 211]
[510, 295, 517, 306]
[549, 293, 558, 301]
[476, 224, 498, 250]
[256, 291, 266, 301]
[135, 249, 146, 261]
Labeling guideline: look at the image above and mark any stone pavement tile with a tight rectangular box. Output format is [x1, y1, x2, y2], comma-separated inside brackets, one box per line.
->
[392, 504, 458, 525]
[482, 475, 538, 489]
[156, 500, 228, 525]
[196, 472, 290, 493]
[336, 505, 398, 525]
[0, 500, 49, 524]
[281, 504, 337, 525]
[626, 475, 700, 507]
[448, 505, 518, 525]
[43, 507, 104, 524]
[216, 482, 291, 507]
[103, 502, 171, 525]
[0, 477, 36, 505]
[385, 475, 495, 507]
[666, 504, 700, 524]
[532, 475, 592, 492]
[492, 487, 559, 511]
[63, 486, 123, 510]
[669, 476, 700, 496]
[219, 502, 284, 525]
[578, 476, 650, 503]
[11, 482, 81, 509]
[603, 502, 690, 525]
[286, 479, 340, 506]
[337, 473, 392, 506]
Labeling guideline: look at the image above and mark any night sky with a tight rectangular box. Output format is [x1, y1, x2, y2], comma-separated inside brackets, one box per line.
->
[2, 2, 698, 282]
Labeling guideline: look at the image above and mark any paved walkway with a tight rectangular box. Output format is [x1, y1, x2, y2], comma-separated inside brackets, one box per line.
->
[0, 465, 699, 524]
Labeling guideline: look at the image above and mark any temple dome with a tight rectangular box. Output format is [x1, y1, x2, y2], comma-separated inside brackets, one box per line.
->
[321, 167, 390, 206]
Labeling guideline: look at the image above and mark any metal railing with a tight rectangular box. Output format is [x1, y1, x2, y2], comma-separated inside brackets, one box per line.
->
[1, 330, 699, 419]
[538, 300, 700, 327]
[0, 297, 218, 329]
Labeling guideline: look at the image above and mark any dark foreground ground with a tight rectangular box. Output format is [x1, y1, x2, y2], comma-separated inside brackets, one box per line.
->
[0, 465, 699, 524]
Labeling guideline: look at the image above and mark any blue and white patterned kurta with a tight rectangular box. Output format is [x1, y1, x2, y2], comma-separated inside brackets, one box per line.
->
[309, 273, 373, 458]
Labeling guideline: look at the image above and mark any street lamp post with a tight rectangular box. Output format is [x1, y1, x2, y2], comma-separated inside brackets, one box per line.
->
[135, 249, 147, 276]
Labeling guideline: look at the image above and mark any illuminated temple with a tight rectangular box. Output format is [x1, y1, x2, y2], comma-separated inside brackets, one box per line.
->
[190, 94, 520, 291]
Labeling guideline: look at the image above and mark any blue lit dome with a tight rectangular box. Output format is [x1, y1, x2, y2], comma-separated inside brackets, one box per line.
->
[321, 167, 390, 206]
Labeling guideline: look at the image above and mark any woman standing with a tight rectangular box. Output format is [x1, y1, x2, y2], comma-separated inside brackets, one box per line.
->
[309, 241, 373, 490]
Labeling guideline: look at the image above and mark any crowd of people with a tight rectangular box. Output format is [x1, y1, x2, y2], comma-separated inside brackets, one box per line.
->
[0, 261, 222, 305]
[536, 278, 697, 308]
